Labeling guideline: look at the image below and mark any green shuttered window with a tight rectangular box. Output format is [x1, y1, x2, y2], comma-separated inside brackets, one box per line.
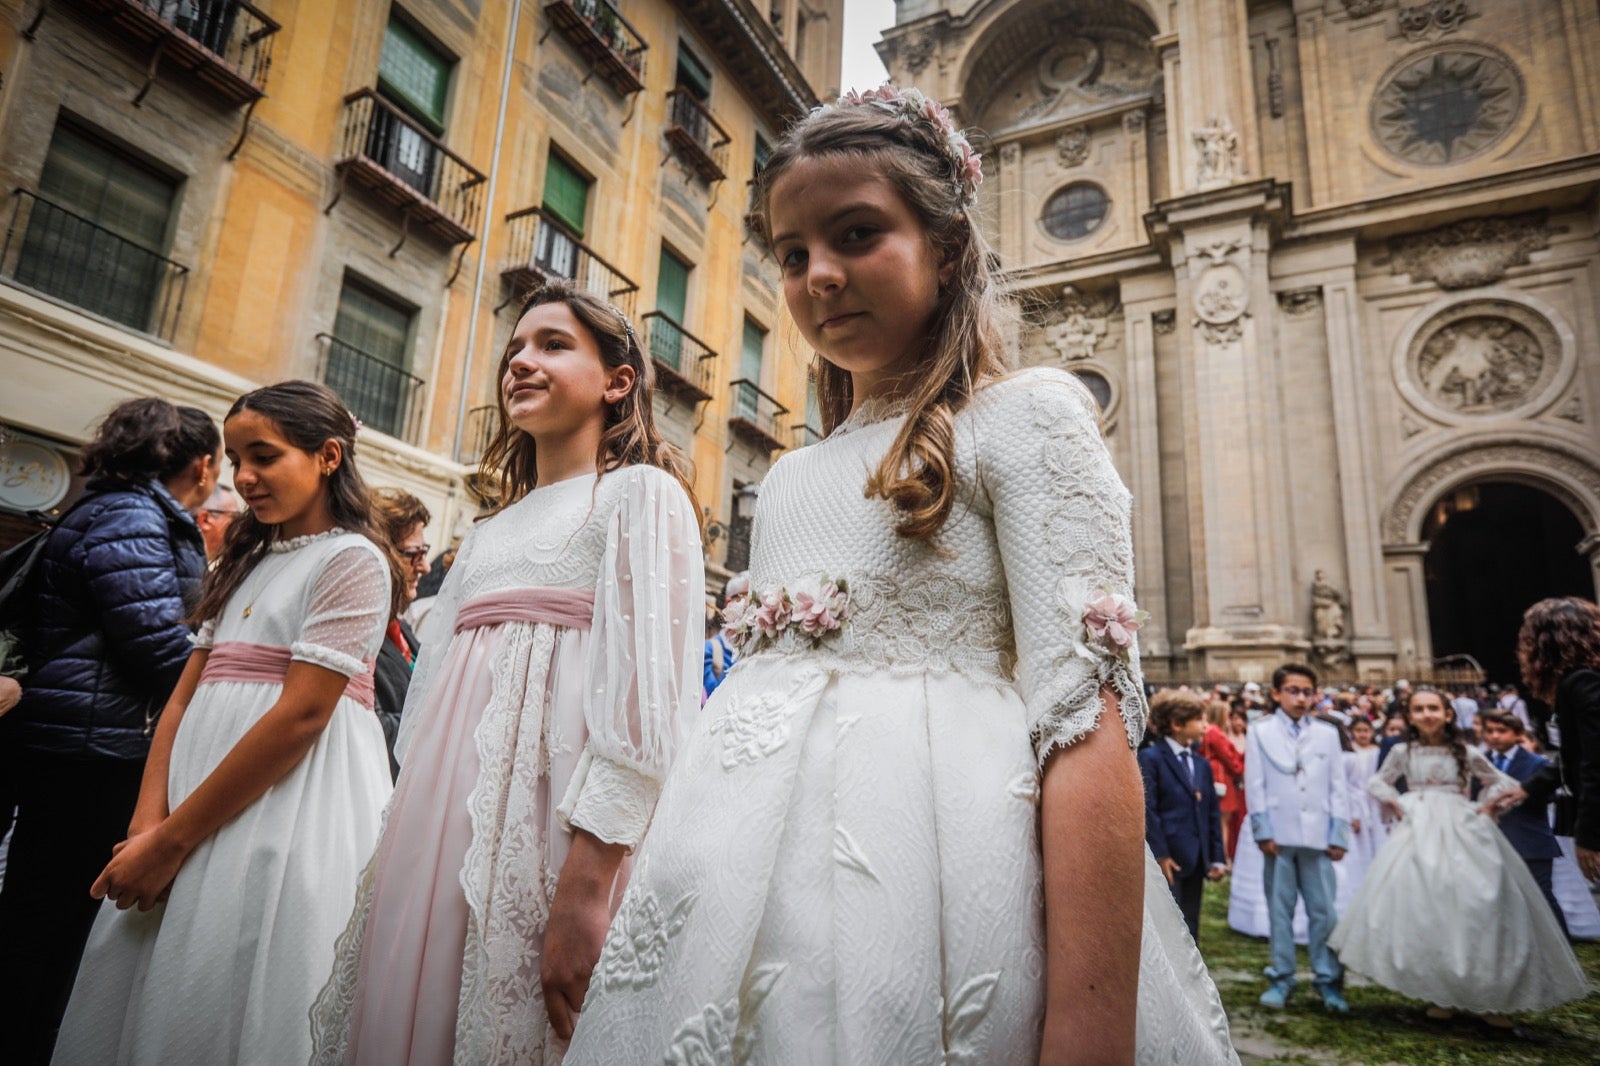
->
[542, 152, 589, 236]
[379, 17, 451, 131]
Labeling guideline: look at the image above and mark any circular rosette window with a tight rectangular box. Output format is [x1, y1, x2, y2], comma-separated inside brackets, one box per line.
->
[1369, 45, 1524, 167]
[1397, 297, 1570, 424]
[1041, 182, 1110, 242]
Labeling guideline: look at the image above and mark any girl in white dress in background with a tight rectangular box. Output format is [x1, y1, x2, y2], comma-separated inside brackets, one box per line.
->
[1336, 716, 1386, 911]
[54, 382, 400, 1065]
[1330, 687, 1590, 1021]
[310, 283, 704, 1064]
[567, 86, 1235, 1065]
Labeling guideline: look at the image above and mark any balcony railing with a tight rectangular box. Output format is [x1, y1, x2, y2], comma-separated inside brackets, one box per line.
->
[1, 189, 188, 340]
[462, 403, 499, 464]
[641, 311, 715, 403]
[664, 88, 731, 183]
[315, 332, 426, 443]
[69, 0, 280, 107]
[727, 379, 788, 452]
[544, 0, 647, 96]
[792, 423, 823, 449]
[502, 207, 639, 316]
[332, 90, 486, 246]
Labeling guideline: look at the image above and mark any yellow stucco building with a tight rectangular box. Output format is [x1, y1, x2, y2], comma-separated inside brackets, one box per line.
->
[0, 0, 843, 587]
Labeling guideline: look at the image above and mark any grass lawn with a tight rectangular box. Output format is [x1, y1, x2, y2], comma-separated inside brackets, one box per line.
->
[1201, 881, 1600, 1065]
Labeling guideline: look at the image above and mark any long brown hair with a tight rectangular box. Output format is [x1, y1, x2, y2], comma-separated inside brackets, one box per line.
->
[1518, 596, 1600, 702]
[747, 94, 1014, 542]
[477, 281, 700, 519]
[192, 381, 406, 624]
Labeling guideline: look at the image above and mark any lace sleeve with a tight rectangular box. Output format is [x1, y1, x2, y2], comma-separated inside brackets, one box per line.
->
[290, 543, 391, 677]
[981, 369, 1148, 764]
[393, 526, 477, 765]
[1367, 743, 1407, 805]
[1466, 747, 1521, 806]
[567, 468, 704, 848]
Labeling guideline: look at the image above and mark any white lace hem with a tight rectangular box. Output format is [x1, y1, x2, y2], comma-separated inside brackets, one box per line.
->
[556, 750, 660, 851]
[1031, 656, 1149, 766]
[291, 641, 367, 678]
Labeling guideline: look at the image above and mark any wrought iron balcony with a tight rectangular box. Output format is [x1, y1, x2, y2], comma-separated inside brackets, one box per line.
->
[331, 90, 487, 247]
[1, 189, 188, 340]
[792, 423, 823, 449]
[544, 0, 647, 96]
[43, 0, 279, 109]
[501, 207, 639, 316]
[462, 403, 499, 464]
[728, 379, 788, 452]
[641, 311, 715, 404]
[664, 88, 730, 183]
[315, 332, 426, 443]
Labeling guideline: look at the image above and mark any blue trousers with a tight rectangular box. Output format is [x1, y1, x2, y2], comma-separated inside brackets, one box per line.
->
[1262, 845, 1343, 989]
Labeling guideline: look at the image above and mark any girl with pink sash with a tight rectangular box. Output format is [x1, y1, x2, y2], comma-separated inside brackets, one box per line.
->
[311, 285, 704, 1065]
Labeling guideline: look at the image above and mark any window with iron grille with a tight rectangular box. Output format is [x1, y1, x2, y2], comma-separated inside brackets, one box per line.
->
[14, 123, 179, 333]
[329, 277, 418, 438]
[738, 318, 766, 419]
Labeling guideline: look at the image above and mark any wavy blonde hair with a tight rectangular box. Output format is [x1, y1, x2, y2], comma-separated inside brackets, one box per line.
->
[747, 96, 1015, 542]
[478, 281, 700, 521]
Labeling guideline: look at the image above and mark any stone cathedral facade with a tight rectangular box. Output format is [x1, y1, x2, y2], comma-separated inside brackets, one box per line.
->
[878, 0, 1600, 685]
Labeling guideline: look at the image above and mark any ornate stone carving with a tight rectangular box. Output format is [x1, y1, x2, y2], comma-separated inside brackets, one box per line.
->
[1194, 263, 1249, 324]
[1193, 237, 1244, 266]
[1193, 116, 1239, 188]
[1383, 441, 1600, 543]
[1005, 29, 1159, 129]
[1277, 287, 1323, 318]
[1371, 47, 1522, 166]
[1152, 310, 1176, 335]
[1398, 0, 1470, 42]
[1557, 395, 1585, 423]
[1056, 126, 1091, 168]
[1043, 285, 1119, 364]
[900, 27, 937, 75]
[1197, 319, 1247, 345]
[1310, 570, 1352, 667]
[999, 142, 1022, 168]
[1400, 413, 1427, 439]
[1388, 211, 1549, 289]
[1415, 316, 1543, 412]
[1122, 110, 1146, 134]
[1266, 38, 1286, 118]
[1343, 0, 1387, 16]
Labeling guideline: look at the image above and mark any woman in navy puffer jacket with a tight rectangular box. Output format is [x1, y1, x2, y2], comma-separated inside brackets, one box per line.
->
[0, 397, 218, 1065]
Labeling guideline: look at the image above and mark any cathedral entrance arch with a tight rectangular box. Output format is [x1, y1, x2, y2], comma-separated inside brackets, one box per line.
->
[1382, 440, 1600, 684]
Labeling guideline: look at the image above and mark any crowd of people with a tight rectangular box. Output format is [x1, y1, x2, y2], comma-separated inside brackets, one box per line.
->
[0, 81, 1594, 1066]
[1131, 650, 1599, 1027]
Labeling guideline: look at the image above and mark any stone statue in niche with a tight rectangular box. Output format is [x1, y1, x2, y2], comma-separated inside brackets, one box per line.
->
[1417, 316, 1543, 412]
[1311, 570, 1352, 667]
[1193, 117, 1238, 188]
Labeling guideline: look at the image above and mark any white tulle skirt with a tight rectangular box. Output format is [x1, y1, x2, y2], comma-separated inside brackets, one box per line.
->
[1329, 791, 1590, 1013]
[1555, 835, 1600, 939]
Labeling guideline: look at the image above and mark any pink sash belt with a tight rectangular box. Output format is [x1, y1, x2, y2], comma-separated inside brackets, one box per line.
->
[454, 587, 596, 633]
[198, 641, 377, 710]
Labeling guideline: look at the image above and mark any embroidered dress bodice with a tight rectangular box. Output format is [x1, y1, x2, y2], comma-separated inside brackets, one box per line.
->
[742, 367, 1148, 758]
[1368, 742, 1519, 805]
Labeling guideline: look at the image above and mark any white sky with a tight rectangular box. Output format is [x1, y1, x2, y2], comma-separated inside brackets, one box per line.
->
[838, 0, 897, 93]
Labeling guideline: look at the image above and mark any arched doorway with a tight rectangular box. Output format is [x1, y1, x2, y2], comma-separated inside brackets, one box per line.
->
[1423, 481, 1594, 683]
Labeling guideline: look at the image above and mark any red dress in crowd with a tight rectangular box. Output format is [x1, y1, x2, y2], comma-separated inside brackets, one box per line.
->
[1200, 724, 1247, 860]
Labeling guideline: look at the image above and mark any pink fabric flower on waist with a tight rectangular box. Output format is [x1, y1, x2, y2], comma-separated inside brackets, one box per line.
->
[790, 576, 848, 637]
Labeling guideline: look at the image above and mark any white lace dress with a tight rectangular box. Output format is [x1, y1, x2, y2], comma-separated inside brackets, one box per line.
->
[566, 369, 1237, 1065]
[1329, 742, 1591, 1012]
[310, 466, 703, 1065]
[53, 531, 394, 1065]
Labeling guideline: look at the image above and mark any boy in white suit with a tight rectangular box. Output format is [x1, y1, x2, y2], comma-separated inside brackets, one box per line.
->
[1246, 662, 1352, 1013]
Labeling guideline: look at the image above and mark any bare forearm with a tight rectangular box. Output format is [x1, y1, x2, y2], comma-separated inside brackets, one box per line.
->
[1040, 691, 1144, 1064]
[132, 652, 206, 829]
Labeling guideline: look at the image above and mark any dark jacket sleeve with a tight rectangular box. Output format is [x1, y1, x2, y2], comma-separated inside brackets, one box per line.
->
[1563, 669, 1600, 850]
[1201, 759, 1225, 867]
[1139, 747, 1170, 861]
[80, 497, 194, 694]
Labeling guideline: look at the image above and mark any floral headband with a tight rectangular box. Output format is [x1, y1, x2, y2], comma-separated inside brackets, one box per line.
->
[829, 84, 984, 205]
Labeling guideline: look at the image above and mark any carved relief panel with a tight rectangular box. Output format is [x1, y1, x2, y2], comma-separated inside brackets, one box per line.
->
[1394, 295, 1573, 423]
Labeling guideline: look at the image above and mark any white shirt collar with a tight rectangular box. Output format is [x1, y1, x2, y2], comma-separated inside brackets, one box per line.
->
[1165, 736, 1192, 757]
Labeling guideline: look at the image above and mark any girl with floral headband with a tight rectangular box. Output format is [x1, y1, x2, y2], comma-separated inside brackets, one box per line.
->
[569, 86, 1236, 1064]
[309, 282, 704, 1064]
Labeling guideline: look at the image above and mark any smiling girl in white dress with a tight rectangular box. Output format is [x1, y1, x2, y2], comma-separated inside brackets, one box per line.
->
[53, 382, 400, 1065]
[1330, 687, 1589, 1020]
[310, 283, 704, 1064]
[567, 86, 1235, 1065]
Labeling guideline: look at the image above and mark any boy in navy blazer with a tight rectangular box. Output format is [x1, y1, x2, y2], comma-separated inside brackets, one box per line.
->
[1480, 711, 1568, 935]
[1140, 689, 1227, 941]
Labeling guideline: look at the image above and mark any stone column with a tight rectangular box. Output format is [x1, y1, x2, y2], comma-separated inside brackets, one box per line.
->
[1122, 274, 1170, 666]
[1383, 544, 1433, 677]
[1172, 0, 1259, 194]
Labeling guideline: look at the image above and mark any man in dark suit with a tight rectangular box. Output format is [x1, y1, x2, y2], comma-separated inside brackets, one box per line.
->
[1140, 689, 1226, 941]
[1480, 712, 1568, 935]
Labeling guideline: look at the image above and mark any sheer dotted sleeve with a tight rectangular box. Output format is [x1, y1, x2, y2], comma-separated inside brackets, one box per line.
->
[561, 467, 705, 849]
[290, 543, 392, 678]
[979, 369, 1149, 766]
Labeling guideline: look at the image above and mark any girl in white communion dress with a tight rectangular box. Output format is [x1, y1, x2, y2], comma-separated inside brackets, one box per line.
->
[1330, 687, 1589, 1020]
[566, 86, 1237, 1066]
